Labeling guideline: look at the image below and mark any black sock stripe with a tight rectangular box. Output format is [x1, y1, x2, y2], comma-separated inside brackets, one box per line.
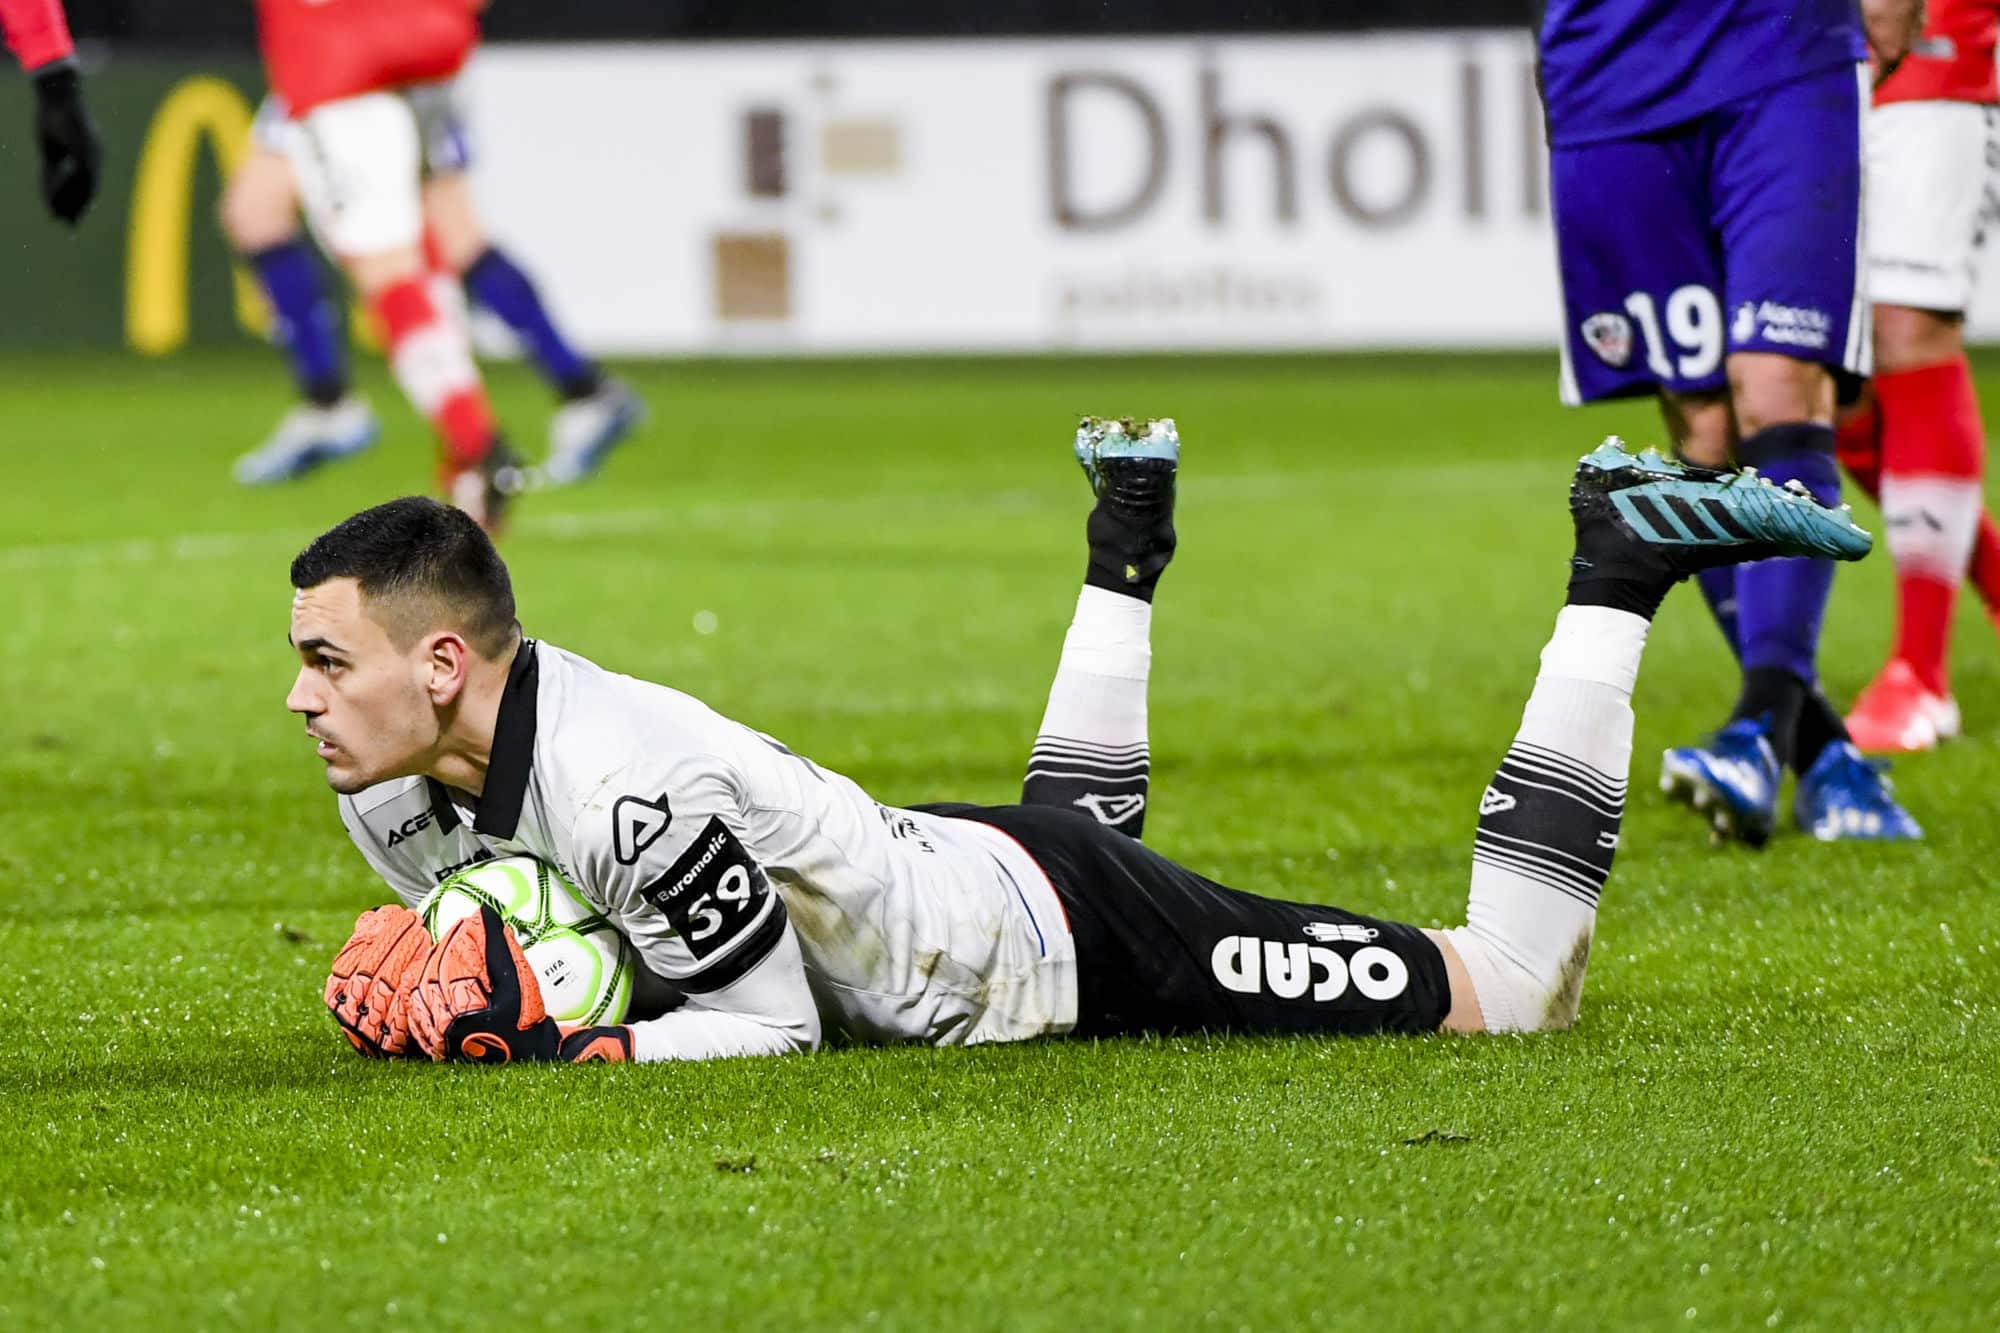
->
[1028, 757, 1151, 772]
[1624, 493, 1680, 540]
[1476, 826, 1616, 882]
[1471, 848, 1603, 909]
[1471, 846, 1604, 908]
[1492, 769, 1625, 821]
[1025, 766, 1149, 784]
[1040, 736, 1152, 756]
[1500, 744, 1628, 791]
[1663, 492, 1722, 540]
[1497, 753, 1627, 808]
[1508, 742, 1626, 795]
[1028, 750, 1151, 768]
[1473, 830, 1610, 895]
[1699, 497, 1753, 539]
[1497, 753, 1627, 805]
[1509, 740, 1624, 786]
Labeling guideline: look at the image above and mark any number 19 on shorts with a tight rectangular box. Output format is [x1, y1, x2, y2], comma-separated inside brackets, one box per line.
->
[1624, 284, 1723, 381]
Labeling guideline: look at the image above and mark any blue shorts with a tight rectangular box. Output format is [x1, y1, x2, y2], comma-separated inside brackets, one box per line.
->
[1552, 64, 1870, 405]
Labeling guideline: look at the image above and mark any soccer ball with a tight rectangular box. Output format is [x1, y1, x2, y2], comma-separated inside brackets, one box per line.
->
[418, 855, 634, 1026]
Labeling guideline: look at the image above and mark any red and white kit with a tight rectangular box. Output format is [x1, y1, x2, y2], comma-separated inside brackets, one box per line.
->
[254, 0, 480, 256]
[253, 0, 503, 501]
[1867, 0, 2000, 311]
[0, 0, 73, 70]
[1836, 0, 2000, 750]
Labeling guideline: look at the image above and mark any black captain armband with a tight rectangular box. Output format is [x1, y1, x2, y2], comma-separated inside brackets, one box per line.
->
[639, 816, 787, 991]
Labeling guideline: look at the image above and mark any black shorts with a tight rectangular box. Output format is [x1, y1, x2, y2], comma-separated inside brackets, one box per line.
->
[915, 803, 1452, 1040]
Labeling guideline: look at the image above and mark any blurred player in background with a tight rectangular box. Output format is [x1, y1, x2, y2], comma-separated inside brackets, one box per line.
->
[1539, 0, 1926, 845]
[222, 87, 642, 491]
[3, 0, 99, 225]
[252, 0, 572, 530]
[1836, 0, 2000, 753]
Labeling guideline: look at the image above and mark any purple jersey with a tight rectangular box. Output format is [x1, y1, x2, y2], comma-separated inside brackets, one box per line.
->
[1538, 0, 1866, 145]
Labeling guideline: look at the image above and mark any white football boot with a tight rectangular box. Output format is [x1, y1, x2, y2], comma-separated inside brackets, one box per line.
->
[543, 377, 645, 486]
[233, 396, 380, 485]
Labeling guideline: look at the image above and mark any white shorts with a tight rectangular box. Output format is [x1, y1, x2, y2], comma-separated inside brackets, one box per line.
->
[272, 82, 477, 257]
[1866, 99, 2000, 312]
[256, 85, 475, 172]
[282, 92, 424, 256]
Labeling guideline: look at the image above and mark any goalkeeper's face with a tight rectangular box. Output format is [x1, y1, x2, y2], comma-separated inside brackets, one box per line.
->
[286, 578, 444, 795]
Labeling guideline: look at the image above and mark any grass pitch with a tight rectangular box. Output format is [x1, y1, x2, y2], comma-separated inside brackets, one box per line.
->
[1, 349, 1996, 1330]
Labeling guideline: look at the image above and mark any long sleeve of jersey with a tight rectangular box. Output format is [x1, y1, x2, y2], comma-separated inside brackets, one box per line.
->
[570, 753, 825, 1061]
[1, 0, 74, 71]
[625, 928, 821, 1061]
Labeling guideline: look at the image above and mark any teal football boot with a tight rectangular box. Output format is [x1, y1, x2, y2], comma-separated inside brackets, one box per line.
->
[1075, 417, 1179, 600]
[1075, 416, 1179, 495]
[1570, 438, 1874, 576]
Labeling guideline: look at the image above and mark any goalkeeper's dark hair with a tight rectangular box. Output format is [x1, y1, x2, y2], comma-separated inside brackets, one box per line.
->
[291, 497, 520, 658]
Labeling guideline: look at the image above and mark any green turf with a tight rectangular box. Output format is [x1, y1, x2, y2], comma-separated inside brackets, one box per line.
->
[1, 349, 1996, 1330]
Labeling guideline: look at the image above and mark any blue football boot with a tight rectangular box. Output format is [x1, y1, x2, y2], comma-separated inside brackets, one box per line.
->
[1076, 417, 1179, 597]
[1794, 741, 1923, 841]
[1660, 718, 1782, 848]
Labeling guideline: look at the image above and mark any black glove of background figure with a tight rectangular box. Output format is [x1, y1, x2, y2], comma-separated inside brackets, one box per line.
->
[33, 64, 100, 225]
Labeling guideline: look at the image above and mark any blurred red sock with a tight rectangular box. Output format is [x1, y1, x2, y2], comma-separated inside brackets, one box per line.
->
[371, 276, 494, 468]
[1875, 359, 1985, 692]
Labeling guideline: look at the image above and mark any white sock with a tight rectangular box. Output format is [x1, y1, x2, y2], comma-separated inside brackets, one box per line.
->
[1446, 605, 1646, 1033]
[1881, 474, 1984, 582]
[1024, 586, 1152, 833]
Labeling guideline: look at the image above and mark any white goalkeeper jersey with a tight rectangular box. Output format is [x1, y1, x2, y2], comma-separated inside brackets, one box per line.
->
[335, 639, 1078, 1061]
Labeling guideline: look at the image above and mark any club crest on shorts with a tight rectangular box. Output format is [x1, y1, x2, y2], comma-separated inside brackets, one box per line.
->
[1580, 313, 1633, 368]
[1732, 302, 1759, 344]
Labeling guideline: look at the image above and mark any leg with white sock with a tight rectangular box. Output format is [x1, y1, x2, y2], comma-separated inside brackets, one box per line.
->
[1441, 606, 1640, 1033]
[1440, 440, 1874, 1031]
[1024, 586, 1154, 836]
[1023, 418, 1178, 839]
[285, 93, 518, 531]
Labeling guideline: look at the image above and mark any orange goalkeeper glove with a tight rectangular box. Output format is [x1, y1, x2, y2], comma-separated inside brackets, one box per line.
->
[324, 904, 434, 1058]
[557, 1025, 635, 1063]
[407, 904, 561, 1063]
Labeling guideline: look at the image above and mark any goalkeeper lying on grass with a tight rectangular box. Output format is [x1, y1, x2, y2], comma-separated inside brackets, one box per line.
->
[289, 421, 1871, 1063]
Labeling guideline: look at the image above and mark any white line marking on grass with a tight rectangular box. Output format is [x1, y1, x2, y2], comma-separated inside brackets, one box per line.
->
[0, 460, 1533, 576]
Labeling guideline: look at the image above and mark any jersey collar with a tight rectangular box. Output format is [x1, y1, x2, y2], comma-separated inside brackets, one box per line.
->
[425, 637, 539, 840]
[476, 637, 540, 839]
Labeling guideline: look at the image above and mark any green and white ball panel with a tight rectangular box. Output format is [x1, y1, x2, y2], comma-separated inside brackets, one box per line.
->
[530, 925, 634, 1025]
[420, 857, 541, 939]
[415, 855, 635, 1025]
